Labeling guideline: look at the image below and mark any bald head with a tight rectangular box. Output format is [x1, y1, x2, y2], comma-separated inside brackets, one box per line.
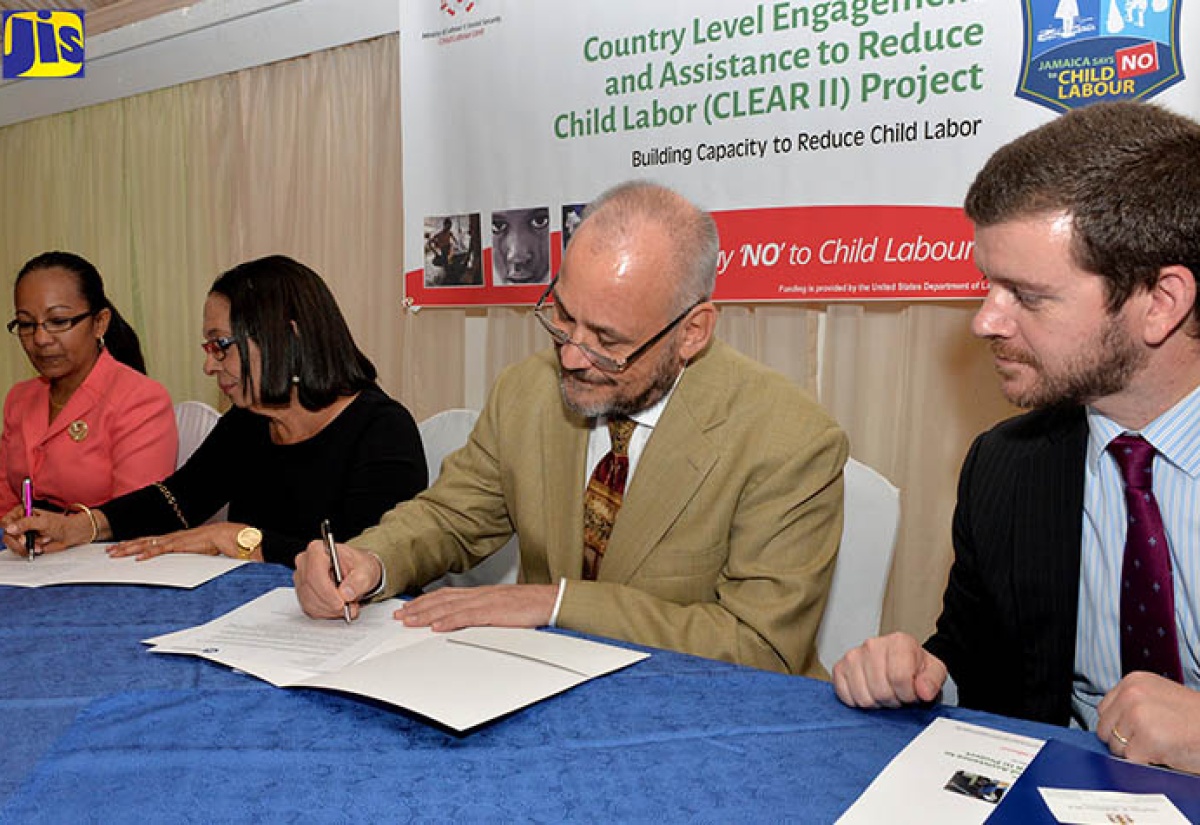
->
[571, 181, 719, 315]
[551, 182, 720, 418]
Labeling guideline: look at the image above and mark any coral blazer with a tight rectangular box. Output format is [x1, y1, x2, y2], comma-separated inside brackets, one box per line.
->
[0, 349, 177, 513]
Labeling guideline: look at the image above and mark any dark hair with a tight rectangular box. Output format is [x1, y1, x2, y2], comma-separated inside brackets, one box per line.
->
[964, 101, 1200, 325]
[210, 255, 377, 410]
[15, 251, 147, 373]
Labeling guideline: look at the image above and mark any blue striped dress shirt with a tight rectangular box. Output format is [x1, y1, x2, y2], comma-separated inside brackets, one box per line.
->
[1074, 384, 1200, 729]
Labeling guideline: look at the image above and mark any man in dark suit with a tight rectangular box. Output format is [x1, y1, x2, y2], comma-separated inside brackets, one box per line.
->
[833, 101, 1200, 773]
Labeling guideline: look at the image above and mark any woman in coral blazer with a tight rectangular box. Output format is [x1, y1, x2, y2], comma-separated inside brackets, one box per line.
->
[0, 252, 176, 516]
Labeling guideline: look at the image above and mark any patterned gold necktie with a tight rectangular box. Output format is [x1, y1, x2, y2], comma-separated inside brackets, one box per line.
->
[582, 417, 637, 581]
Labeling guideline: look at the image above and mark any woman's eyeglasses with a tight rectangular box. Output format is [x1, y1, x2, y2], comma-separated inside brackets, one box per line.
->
[6, 311, 95, 338]
[200, 336, 239, 361]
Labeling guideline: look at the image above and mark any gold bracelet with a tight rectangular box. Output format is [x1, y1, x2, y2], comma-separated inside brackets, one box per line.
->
[154, 482, 189, 529]
[72, 503, 100, 544]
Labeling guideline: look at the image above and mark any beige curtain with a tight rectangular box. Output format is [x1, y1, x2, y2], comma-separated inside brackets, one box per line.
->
[0, 84, 227, 405]
[0, 33, 1017, 642]
[821, 304, 1018, 635]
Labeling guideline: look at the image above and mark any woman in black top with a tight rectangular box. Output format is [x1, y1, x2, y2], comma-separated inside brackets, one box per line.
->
[10, 255, 426, 567]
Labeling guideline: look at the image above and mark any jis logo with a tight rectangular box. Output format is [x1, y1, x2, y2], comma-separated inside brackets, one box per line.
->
[1017, 0, 1183, 112]
[2, 10, 85, 79]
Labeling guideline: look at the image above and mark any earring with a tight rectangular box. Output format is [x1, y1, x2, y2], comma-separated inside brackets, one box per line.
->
[291, 375, 300, 385]
[97, 336, 105, 350]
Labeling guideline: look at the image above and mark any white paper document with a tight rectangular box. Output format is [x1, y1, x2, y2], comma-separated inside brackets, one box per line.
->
[145, 587, 650, 731]
[145, 587, 432, 684]
[1038, 789, 1190, 825]
[837, 717, 1045, 825]
[0, 543, 246, 588]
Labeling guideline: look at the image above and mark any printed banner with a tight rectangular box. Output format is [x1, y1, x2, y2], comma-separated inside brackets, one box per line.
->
[400, 0, 1195, 306]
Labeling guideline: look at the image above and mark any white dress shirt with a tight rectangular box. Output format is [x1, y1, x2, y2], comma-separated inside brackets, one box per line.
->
[1073, 383, 1200, 728]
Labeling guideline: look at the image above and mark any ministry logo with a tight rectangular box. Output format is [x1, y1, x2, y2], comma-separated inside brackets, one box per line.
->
[1017, 0, 1183, 112]
[421, 0, 500, 47]
[440, 0, 477, 18]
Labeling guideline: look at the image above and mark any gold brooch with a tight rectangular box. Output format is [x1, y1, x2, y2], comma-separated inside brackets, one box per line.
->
[68, 420, 89, 442]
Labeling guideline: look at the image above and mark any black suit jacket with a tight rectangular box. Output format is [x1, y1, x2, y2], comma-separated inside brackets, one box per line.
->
[924, 404, 1088, 726]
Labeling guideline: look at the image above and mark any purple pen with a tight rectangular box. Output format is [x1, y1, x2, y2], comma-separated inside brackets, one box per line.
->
[21, 477, 35, 561]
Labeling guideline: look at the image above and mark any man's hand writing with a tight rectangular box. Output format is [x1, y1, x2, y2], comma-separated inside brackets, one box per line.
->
[293, 539, 382, 621]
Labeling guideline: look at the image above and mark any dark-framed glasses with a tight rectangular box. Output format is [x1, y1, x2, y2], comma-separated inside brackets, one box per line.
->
[6, 311, 95, 338]
[532, 276, 701, 374]
[200, 335, 239, 361]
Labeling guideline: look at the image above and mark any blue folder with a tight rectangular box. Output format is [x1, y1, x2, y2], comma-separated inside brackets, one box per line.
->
[986, 739, 1200, 822]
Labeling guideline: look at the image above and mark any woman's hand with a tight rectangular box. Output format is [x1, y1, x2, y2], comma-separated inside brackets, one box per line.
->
[3, 508, 94, 555]
[107, 522, 256, 562]
[0, 504, 24, 536]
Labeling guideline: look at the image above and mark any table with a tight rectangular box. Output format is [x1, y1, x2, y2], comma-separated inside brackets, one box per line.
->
[0, 565, 1101, 823]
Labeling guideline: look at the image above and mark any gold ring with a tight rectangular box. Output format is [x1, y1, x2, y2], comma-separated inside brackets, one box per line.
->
[1112, 727, 1129, 747]
[151, 538, 158, 546]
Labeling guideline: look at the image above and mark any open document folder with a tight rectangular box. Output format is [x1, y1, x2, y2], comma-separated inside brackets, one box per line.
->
[986, 739, 1200, 824]
[144, 587, 649, 731]
[0, 543, 246, 588]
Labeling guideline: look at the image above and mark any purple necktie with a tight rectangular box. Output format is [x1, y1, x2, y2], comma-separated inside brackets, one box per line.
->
[1108, 434, 1183, 682]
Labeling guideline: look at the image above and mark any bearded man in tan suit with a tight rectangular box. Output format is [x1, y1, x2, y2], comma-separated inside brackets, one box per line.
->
[295, 181, 848, 676]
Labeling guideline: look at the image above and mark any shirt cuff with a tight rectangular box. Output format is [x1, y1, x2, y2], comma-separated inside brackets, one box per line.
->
[360, 552, 387, 601]
[940, 673, 959, 707]
[548, 577, 567, 627]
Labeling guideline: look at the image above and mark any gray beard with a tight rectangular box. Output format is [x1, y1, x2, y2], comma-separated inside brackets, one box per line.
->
[559, 350, 681, 419]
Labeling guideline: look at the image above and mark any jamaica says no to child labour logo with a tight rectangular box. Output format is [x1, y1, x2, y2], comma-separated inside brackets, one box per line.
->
[1017, 0, 1183, 112]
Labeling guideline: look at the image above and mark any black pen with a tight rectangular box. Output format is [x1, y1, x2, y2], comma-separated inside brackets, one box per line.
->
[21, 478, 36, 562]
[321, 519, 353, 624]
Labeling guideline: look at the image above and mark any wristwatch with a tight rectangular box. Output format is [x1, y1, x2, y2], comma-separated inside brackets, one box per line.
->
[236, 526, 263, 560]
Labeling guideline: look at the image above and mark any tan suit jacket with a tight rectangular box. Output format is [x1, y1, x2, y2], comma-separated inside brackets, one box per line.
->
[352, 340, 848, 676]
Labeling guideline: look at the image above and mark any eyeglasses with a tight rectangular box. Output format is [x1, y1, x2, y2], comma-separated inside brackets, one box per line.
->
[532, 276, 700, 374]
[6, 311, 95, 338]
[200, 335, 239, 361]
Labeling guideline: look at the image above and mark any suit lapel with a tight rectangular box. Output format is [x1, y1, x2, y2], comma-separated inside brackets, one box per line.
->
[29, 379, 100, 447]
[1010, 408, 1087, 718]
[599, 348, 725, 583]
[35, 353, 108, 447]
[21, 382, 53, 451]
[541, 397, 589, 579]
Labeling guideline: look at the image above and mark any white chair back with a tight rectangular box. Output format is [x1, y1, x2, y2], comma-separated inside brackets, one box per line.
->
[817, 458, 901, 671]
[173, 400, 227, 523]
[174, 400, 220, 470]
[419, 408, 479, 484]
[418, 409, 519, 590]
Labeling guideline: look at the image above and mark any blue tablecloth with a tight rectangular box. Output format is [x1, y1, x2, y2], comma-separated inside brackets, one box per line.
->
[0, 565, 1101, 823]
